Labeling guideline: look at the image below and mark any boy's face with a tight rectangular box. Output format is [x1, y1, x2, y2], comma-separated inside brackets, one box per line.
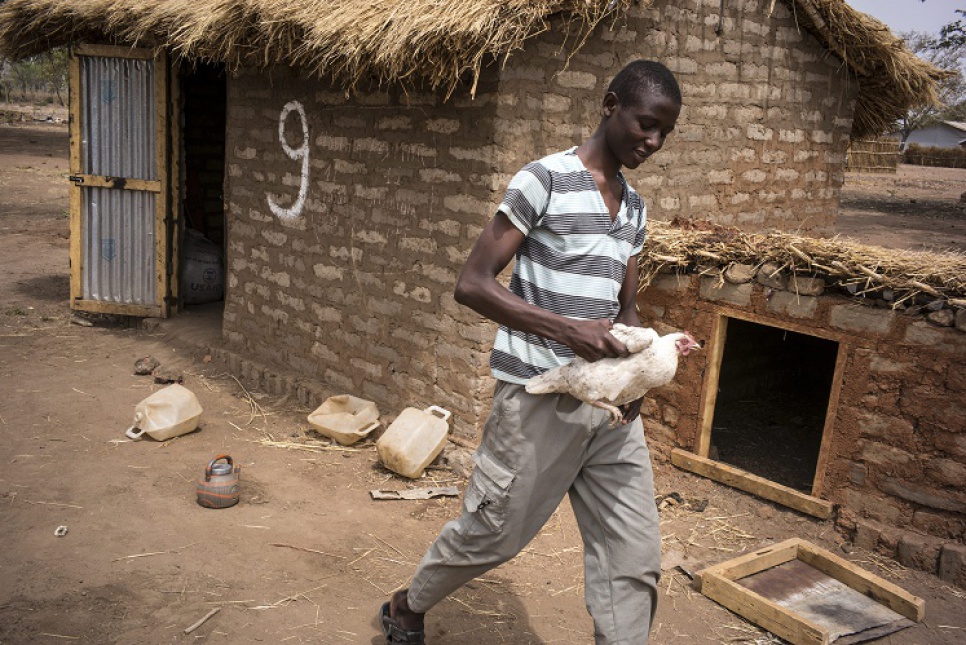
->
[602, 91, 680, 170]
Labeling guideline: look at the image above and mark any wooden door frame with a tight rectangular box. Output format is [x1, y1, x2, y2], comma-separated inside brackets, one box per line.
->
[68, 44, 173, 318]
[674, 306, 849, 518]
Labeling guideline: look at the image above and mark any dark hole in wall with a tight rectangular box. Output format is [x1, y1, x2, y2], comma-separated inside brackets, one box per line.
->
[710, 318, 839, 494]
[182, 62, 226, 245]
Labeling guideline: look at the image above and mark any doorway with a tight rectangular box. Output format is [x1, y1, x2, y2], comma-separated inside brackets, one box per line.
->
[710, 317, 839, 493]
[177, 62, 227, 317]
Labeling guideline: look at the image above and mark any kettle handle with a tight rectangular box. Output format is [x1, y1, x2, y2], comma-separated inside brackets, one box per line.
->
[426, 406, 451, 423]
[205, 454, 233, 482]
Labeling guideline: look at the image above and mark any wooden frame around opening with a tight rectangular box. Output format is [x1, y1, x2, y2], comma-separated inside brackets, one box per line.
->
[675, 307, 849, 519]
[68, 44, 172, 318]
[696, 538, 924, 645]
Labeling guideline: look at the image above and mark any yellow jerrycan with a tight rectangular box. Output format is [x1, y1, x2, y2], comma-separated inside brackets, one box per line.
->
[376, 406, 451, 478]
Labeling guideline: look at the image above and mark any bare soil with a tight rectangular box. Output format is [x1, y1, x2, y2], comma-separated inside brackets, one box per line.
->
[838, 166, 966, 253]
[2, 119, 964, 644]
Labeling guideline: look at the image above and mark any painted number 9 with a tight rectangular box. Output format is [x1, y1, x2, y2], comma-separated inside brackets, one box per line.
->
[267, 100, 309, 219]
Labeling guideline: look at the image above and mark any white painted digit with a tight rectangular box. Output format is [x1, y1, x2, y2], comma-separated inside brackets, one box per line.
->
[267, 100, 309, 219]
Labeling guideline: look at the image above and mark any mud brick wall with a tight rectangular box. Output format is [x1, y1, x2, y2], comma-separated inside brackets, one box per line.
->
[221, 68, 502, 438]
[493, 0, 857, 235]
[637, 269, 966, 586]
[220, 0, 861, 439]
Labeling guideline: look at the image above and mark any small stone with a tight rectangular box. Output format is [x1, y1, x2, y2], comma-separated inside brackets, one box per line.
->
[927, 309, 955, 327]
[956, 309, 966, 332]
[70, 314, 93, 327]
[925, 299, 945, 312]
[756, 262, 788, 290]
[140, 318, 161, 332]
[153, 368, 184, 384]
[723, 263, 754, 284]
[789, 275, 824, 297]
[134, 356, 161, 375]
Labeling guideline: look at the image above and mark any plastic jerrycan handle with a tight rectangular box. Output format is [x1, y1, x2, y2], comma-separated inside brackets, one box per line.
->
[125, 412, 146, 439]
[426, 405, 452, 424]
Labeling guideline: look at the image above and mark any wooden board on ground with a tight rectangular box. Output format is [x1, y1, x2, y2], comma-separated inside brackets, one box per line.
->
[670, 449, 834, 519]
[696, 538, 925, 645]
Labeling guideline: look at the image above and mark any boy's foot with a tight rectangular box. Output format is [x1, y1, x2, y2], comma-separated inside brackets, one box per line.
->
[380, 589, 425, 644]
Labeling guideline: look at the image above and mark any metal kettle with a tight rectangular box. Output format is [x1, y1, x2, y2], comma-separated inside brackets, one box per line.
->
[196, 454, 240, 509]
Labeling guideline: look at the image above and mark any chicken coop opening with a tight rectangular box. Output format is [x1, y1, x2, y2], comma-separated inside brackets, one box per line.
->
[708, 317, 840, 495]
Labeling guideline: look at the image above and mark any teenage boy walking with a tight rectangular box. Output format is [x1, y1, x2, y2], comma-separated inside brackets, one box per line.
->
[381, 60, 682, 645]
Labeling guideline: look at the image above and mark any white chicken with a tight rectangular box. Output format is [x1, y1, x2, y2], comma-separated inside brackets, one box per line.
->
[525, 324, 700, 427]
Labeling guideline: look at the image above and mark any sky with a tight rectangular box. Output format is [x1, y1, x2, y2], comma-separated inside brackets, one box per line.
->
[846, 0, 963, 37]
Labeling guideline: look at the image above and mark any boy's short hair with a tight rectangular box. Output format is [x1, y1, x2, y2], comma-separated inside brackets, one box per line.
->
[606, 60, 682, 107]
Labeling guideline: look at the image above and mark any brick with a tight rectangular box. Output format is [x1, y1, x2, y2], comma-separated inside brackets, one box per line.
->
[767, 291, 818, 319]
[650, 274, 691, 294]
[848, 462, 867, 485]
[938, 543, 966, 587]
[912, 509, 966, 539]
[904, 320, 966, 351]
[853, 519, 881, 550]
[699, 277, 752, 306]
[830, 305, 894, 335]
[880, 477, 966, 514]
[924, 458, 966, 488]
[858, 439, 914, 468]
[555, 70, 597, 89]
[869, 356, 909, 373]
[896, 532, 941, 573]
[845, 490, 902, 525]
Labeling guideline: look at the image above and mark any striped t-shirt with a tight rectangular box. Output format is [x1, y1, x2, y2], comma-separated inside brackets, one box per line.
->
[490, 147, 647, 384]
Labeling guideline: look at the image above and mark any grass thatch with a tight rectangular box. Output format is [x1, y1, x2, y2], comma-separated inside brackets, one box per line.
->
[641, 219, 966, 307]
[0, 0, 630, 97]
[787, 0, 950, 138]
[0, 0, 944, 133]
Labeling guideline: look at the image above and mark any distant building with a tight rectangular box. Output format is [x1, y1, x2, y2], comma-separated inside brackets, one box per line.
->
[901, 120, 966, 149]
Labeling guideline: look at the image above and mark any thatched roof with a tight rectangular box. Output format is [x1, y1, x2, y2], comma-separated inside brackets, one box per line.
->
[0, 0, 946, 136]
[641, 219, 966, 309]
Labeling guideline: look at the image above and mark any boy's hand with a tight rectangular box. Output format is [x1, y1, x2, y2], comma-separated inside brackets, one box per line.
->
[619, 398, 644, 425]
[564, 319, 630, 362]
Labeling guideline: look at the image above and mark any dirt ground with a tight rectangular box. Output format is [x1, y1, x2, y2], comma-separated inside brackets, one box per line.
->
[838, 166, 966, 253]
[2, 118, 965, 644]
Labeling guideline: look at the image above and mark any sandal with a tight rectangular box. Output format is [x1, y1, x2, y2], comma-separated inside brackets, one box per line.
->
[380, 601, 426, 644]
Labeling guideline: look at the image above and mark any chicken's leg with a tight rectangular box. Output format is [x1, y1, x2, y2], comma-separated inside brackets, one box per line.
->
[589, 399, 624, 428]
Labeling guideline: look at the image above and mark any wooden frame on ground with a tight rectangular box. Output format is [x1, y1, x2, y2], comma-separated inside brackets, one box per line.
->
[697, 538, 925, 645]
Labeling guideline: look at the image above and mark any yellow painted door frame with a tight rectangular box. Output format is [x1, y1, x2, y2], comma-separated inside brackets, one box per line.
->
[68, 43, 173, 318]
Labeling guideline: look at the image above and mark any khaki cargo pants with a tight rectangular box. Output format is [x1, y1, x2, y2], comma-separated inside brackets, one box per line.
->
[408, 381, 661, 644]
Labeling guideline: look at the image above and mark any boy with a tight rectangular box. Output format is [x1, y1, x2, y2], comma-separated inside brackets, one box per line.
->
[381, 60, 682, 645]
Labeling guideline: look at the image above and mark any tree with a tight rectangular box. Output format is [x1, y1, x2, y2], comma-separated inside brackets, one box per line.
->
[2, 48, 69, 105]
[39, 49, 68, 106]
[897, 26, 966, 144]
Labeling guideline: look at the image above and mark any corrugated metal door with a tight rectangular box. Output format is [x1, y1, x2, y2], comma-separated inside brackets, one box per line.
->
[68, 45, 170, 317]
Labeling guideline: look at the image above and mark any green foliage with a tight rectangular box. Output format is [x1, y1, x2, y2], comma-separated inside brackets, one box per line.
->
[0, 47, 68, 105]
[897, 27, 966, 141]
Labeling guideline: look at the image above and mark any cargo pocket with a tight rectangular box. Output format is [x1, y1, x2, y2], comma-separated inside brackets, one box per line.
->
[463, 448, 515, 534]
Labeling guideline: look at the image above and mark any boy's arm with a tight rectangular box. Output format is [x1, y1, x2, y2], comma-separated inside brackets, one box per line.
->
[614, 253, 643, 328]
[454, 212, 629, 362]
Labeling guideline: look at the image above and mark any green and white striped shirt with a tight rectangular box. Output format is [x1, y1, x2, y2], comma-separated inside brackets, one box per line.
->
[491, 148, 647, 384]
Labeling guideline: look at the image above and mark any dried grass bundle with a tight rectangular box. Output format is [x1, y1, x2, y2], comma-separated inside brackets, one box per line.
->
[786, 0, 950, 138]
[0, 0, 631, 96]
[0, 0, 944, 125]
[641, 219, 966, 305]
